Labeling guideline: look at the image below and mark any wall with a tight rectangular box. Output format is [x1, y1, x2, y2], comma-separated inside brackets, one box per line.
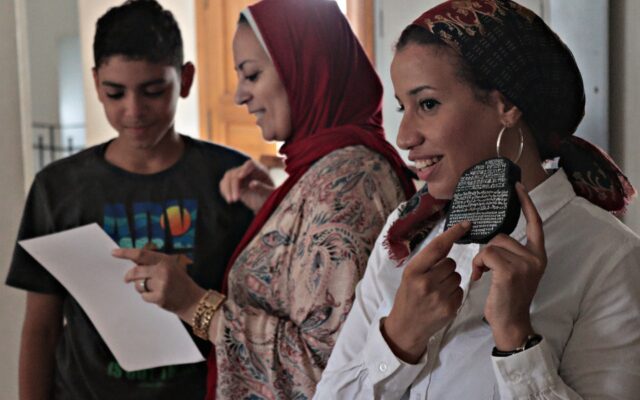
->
[611, 0, 640, 232]
[59, 35, 86, 148]
[78, 0, 200, 146]
[26, 0, 79, 127]
[0, 0, 30, 397]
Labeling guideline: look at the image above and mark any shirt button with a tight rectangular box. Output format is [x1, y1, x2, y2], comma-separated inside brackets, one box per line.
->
[379, 363, 388, 372]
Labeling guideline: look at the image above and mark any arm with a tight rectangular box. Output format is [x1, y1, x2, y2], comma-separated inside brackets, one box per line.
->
[315, 220, 471, 400]
[490, 243, 640, 399]
[19, 292, 63, 400]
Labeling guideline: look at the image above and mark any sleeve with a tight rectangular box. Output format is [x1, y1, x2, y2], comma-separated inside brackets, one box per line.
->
[211, 150, 407, 398]
[5, 175, 65, 294]
[314, 216, 429, 400]
[491, 241, 640, 399]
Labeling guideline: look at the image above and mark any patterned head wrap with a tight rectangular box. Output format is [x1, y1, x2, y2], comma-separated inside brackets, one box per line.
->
[385, 0, 635, 263]
[413, 0, 584, 153]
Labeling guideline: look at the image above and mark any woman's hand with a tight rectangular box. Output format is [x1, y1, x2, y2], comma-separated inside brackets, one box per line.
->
[220, 159, 275, 213]
[472, 182, 547, 351]
[382, 221, 472, 364]
[113, 248, 206, 320]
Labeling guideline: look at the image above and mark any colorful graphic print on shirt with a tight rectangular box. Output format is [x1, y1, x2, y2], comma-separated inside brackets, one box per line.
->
[104, 199, 197, 258]
[103, 199, 199, 384]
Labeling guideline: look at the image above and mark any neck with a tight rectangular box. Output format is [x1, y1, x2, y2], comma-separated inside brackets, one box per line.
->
[105, 130, 185, 174]
[516, 133, 549, 192]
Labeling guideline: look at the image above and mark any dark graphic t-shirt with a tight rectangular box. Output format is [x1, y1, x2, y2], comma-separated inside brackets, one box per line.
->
[6, 135, 254, 400]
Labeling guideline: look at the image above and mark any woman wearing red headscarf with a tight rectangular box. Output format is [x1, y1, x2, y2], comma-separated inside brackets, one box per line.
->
[114, 0, 415, 398]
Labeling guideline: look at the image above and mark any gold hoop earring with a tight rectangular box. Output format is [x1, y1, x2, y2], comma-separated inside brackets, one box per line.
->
[496, 126, 524, 164]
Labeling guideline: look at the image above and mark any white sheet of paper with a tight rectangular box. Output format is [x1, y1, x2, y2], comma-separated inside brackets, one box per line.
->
[19, 223, 205, 371]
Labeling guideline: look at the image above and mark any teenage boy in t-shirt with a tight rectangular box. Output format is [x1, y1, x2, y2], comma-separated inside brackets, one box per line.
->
[6, 1, 253, 398]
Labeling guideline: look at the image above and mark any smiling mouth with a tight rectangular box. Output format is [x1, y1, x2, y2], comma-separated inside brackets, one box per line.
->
[414, 156, 443, 170]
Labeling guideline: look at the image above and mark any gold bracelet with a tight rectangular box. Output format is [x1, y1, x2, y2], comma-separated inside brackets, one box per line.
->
[192, 290, 226, 340]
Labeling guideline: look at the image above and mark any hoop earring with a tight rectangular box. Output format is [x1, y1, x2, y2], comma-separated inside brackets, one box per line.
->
[496, 126, 524, 164]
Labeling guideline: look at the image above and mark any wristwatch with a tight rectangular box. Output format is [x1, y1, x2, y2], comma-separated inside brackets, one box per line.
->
[492, 333, 543, 357]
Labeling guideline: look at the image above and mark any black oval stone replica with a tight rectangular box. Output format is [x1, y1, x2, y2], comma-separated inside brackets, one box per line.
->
[444, 157, 521, 244]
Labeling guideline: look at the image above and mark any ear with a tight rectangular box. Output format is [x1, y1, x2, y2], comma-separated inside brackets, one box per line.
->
[92, 68, 104, 103]
[179, 62, 195, 98]
[492, 91, 522, 127]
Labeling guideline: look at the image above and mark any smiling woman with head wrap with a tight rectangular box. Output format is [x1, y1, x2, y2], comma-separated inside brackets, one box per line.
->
[316, 1, 640, 399]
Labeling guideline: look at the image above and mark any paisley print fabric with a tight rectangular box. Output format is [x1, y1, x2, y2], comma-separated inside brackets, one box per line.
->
[211, 146, 405, 399]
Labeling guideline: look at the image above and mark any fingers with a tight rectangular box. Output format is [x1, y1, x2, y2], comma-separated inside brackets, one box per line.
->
[515, 182, 545, 259]
[175, 254, 193, 270]
[248, 180, 275, 208]
[112, 248, 161, 265]
[429, 258, 462, 297]
[427, 257, 457, 284]
[484, 234, 530, 259]
[407, 221, 471, 275]
[468, 184, 546, 282]
[472, 244, 516, 271]
[220, 170, 232, 203]
[221, 160, 272, 203]
[220, 161, 252, 203]
[231, 161, 255, 201]
[124, 265, 150, 283]
[133, 277, 150, 293]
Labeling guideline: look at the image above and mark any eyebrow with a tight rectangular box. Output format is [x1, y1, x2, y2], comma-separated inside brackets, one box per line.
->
[236, 59, 257, 71]
[408, 85, 437, 96]
[101, 78, 166, 89]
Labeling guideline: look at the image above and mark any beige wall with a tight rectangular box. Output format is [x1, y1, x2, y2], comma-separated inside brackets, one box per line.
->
[0, 0, 29, 398]
[611, 0, 640, 232]
[26, 0, 78, 126]
[78, 0, 200, 146]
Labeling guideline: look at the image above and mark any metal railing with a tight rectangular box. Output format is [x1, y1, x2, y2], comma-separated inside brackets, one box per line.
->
[32, 122, 85, 171]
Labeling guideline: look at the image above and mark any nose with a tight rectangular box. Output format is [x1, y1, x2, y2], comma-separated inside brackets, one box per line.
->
[123, 93, 147, 120]
[234, 81, 251, 106]
[396, 112, 424, 150]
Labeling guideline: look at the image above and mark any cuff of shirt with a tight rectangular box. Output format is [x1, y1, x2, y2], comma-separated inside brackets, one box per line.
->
[492, 338, 560, 399]
[363, 316, 427, 396]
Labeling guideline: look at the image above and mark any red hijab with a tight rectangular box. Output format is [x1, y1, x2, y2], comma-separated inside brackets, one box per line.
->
[208, 0, 415, 397]
[221, 0, 415, 289]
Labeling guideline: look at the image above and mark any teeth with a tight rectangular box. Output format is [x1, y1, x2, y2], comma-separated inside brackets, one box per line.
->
[415, 156, 442, 170]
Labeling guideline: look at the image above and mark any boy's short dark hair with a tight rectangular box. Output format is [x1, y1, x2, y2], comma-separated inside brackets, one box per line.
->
[93, 0, 184, 69]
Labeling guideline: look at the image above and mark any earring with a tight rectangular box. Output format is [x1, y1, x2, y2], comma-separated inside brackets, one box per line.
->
[496, 125, 524, 164]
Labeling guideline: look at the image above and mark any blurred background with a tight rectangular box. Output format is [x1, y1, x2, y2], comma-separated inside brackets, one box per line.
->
[1, 1, 638, 397]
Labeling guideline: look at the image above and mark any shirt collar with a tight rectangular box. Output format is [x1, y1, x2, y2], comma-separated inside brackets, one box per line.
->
[512, 168, 576, 241]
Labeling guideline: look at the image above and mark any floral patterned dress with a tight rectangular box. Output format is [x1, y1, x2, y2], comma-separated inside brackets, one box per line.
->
[210, 145, 407, 399]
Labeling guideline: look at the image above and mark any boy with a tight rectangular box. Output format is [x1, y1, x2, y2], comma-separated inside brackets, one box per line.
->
[5, 1, 253, 398]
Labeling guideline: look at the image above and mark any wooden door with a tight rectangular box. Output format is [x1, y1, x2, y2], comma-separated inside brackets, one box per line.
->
[196, 0, 275, 161]
[196, 0, 374, 161]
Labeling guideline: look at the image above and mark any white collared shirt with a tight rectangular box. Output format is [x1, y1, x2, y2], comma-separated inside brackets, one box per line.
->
[315, 169, 640, 399]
